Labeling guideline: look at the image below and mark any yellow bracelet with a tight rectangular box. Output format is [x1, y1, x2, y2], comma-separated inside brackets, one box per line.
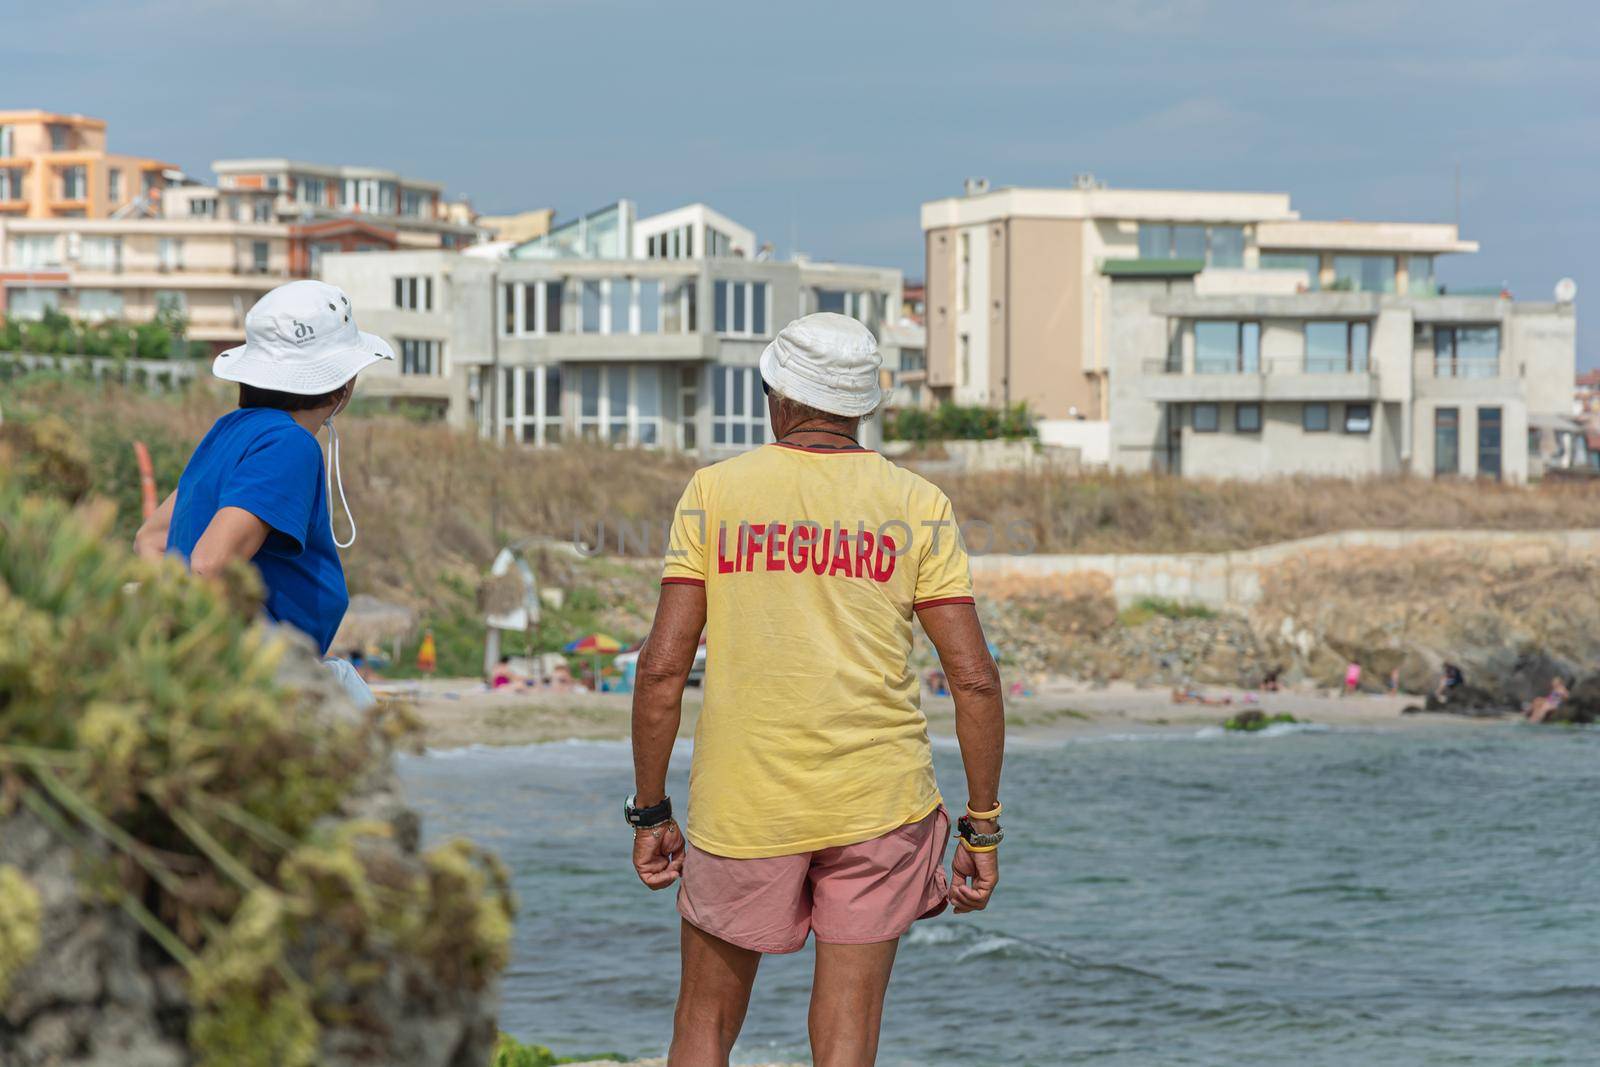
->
[959, 839, 999, 854]
[966, 801, 1003, 820]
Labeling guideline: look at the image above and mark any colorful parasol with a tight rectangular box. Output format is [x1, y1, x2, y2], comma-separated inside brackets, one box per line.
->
[563, 633, 623, 689]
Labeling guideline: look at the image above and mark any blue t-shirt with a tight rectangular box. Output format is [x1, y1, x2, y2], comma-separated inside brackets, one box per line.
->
[166, 408, 348, 655]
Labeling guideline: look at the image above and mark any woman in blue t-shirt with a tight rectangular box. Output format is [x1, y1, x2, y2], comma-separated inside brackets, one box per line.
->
[135, 280, 395, 704]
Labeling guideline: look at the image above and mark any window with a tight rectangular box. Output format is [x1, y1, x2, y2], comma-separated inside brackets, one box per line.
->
[1478, 407, 1502, 481]
[638, 279, 661, 333]
[48, 124, 68, 151]
[77, 289, 123, 321]
[298, 176, 328, 205]
[1235, 403, 1262, 433]
[580, 280, 605, 333]
[1139, 223, 1244, 266]
[188, 197, 217, 218]
[500, 280, 565, 335]
[1305, 321, 1370, 373]
[646, 224, 695, 259]
[253, 198, 272, 223]
[713, 281, 770, 336]
[574, 365, 669, 446]
[1259, 252, 1321, 290]
[663, 279, 695, 333]
[1192, 403, 1220, 433]
[1435, 408, 1460, 475]
[706, 227, 732, 258]
[108, 168, 122, 203]
[711, 366, 768, 447]
[1408, 255, 1436, 296]
[399, 338, 442, 376]
[1331, 254, 1396, 293]
[155, 290, 187, 316]
[401, 188, 432, 218]
[609, 278, 631, 333]
[394, 276, 433, 311]
[0, 167, 24, 201]
[811, 289, 881, 330]
[251, 241, 270, 273]
[12, 235, 60, 269]
[959, 233, 971, 311]
[0, 125, 11, 156]
[1194, 320, 1259, 374]
[79, 236, 121, 271]
[157, 237, 183, 271]
[1303, 403, 1330, 433]
[503, 365, 563, 445]
[1344, 403, 1372, 434]
[6, 288, 63, 320]
[59, 166, 87, 200]
[1433, 326, 1500, 378]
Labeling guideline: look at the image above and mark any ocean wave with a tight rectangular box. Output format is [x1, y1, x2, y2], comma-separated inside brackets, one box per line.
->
[409, 737, 692, 767]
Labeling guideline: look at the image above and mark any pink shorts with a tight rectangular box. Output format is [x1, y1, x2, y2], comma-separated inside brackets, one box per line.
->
[677, 807, 951, 954]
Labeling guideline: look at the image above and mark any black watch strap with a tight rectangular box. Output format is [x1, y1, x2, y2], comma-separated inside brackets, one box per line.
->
[625, 794, 673, 829]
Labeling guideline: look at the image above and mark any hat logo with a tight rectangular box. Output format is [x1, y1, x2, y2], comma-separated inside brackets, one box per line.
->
[292, 320, 315, 341]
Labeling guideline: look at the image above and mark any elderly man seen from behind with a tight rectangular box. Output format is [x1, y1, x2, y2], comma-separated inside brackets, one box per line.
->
[627, 313, 1007, 1066]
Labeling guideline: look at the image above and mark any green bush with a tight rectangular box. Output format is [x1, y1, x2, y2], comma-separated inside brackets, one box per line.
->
[884, 402, 1035, 443]
[1117, 596, 1218, 627]
[0, 307, 196, 361]
[491, 1034, 623, 1066]
[0, 471, 514, 1066]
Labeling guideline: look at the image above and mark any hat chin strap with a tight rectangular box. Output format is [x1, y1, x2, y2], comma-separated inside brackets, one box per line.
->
[325, 417, 356, 549]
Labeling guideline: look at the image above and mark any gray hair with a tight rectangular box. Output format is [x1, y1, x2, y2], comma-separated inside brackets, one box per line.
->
[766, 384, 880, 422]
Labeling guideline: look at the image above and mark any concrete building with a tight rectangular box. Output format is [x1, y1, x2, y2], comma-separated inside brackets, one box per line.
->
[478, 208, 555, 245]
[0, 153, 477, 349]
[922, 176, 1577, 481]
[0, 110, 176, 220]
[323, 201, 903, 452]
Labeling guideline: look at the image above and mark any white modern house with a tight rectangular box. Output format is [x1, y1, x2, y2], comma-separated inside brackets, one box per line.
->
[324, 200, 904, 458]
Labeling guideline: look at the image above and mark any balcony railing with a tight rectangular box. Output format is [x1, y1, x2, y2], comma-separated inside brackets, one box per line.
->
[1143, 356, 1374, 377]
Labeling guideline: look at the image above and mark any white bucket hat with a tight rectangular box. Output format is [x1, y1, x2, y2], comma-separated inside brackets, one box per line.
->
[214, 280, 394, 395]
[758, 312, 883, 418]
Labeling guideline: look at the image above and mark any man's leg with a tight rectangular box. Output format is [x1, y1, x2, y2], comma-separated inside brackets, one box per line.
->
[808, 938, 900, 1067]
[670, 919, 762, 1066]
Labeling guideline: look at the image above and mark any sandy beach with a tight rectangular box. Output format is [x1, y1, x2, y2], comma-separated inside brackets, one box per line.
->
[377, 677, 1490, 750]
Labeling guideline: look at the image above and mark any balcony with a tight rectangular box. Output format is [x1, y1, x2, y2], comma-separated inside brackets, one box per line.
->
[1139, 356, 1378, 403]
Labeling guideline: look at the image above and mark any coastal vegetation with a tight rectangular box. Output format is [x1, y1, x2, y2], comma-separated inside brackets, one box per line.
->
[0, 306, 208, 362]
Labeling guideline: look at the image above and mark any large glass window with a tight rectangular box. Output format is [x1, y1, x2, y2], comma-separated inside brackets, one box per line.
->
[1434, 408, 1460, 475]
[1192, 403, 1220, 433]
[663, 279, 695, 333]
[1235, 403, 1262, 433]
[76, 289, 123, 321]
[711, 366, 768, 447]
[1332, 254, 1396, 293]
[1344, 403, 1372, 434]
[714, 281, 769, 337]
[581, 281, 602, 333]
[572, 365, 669, 446]
[505, 365, 562, 446]
[1194, 321, 1260, 374]
[1478, 407, 1502, 481]
[1140, 223, 1245, 266]
[1305, 321, 1371, 373]
[1433, 326, 1500, 378]
[79, 236, 121, 272]
[399, 338, 442, 376]
[1303, 403, 1330, 433]
[59, 166, 87, 200]
[11, 235, 59, 268]
[0, 167, 25, 201]
[638, 280, 661, 333]
[6, 287, 63, 320]
[609, 278, 631, 333]
[157, 237, 183, 271]
[1408, 255, 1436, 296]
[1259, 252, 1321, 290]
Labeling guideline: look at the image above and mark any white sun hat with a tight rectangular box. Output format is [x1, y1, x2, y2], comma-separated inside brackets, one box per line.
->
[758, 312, 883, 417]
[213, 280, 394, 395]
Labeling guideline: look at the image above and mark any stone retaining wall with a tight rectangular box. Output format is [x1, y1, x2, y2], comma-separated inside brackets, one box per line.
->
[969, 529, 1600, 610]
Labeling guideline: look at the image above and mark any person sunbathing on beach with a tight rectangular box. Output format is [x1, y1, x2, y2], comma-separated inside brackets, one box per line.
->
[134, 281, 393, 709]
[1525, 676, 1570, 724]
[628, 315, 1004, 1066]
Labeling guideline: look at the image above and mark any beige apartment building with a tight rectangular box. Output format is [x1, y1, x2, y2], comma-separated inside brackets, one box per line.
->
[0, 110, 175, 220]
[0, 149, 479, 350]
[921, 176, 1577, 480]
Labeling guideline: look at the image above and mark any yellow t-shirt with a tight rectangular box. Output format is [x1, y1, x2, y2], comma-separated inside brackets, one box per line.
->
[661, 441, 974, 859]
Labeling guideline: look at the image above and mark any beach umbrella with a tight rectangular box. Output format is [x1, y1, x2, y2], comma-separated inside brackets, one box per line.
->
[563, 633, 622, 689]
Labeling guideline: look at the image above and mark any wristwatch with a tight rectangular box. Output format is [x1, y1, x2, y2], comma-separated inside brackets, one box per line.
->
[956, 814, 1004, 849]
[624, 794, 673, 829]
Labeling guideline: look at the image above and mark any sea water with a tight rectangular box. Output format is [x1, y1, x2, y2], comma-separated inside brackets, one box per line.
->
[399, 726, 1600, 1065]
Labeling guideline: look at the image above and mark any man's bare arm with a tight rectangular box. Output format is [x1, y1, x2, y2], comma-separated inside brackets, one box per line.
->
[134, 490, 179, 561]
[917, 602, 1004, 809]
[188, 506, 271, 579]
[631, 583, 707, 806]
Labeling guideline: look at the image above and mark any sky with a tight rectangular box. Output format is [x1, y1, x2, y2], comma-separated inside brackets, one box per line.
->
[6, 0, 1596, 360]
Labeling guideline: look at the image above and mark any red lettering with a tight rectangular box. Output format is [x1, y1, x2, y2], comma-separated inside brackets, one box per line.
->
[811, 529, 832, 575]
[788, 524, 812, 573]
[873, 535, 898, 582]
[828, 531, 854, 577]
[854, 529, 874, 579]
[743, 523, 765, 572]
[717, 526, 735, 574]
[765, 524, 786, 571]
